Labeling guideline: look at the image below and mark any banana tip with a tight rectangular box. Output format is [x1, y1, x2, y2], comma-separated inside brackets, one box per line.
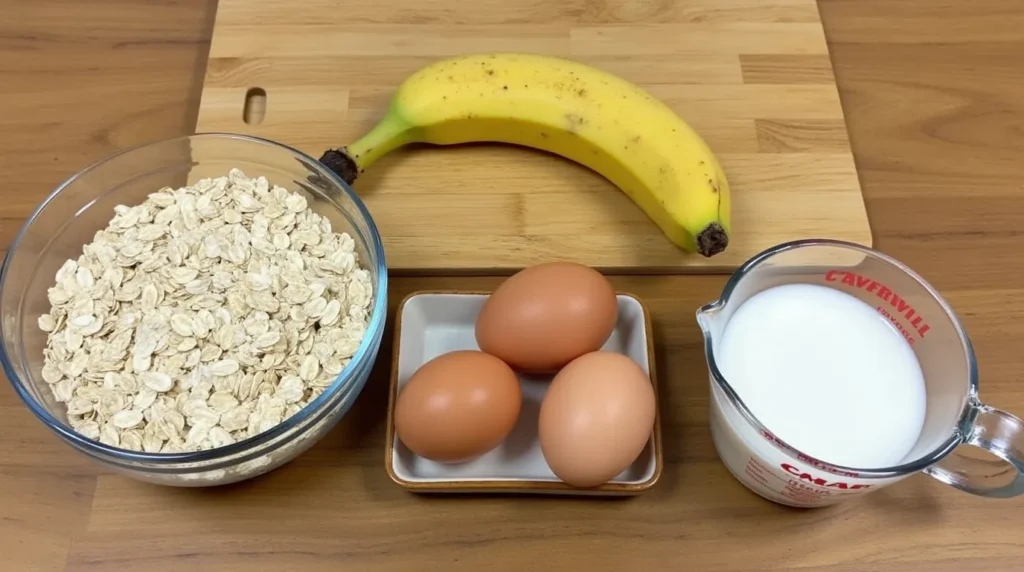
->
[318, 148, 360, 185]
[696, 223, 729, 257]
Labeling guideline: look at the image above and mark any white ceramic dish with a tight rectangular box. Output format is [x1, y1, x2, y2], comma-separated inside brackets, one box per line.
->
[384, 291, 663, 496]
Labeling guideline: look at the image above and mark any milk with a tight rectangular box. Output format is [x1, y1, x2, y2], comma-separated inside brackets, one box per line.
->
[708, 283, 928, 507]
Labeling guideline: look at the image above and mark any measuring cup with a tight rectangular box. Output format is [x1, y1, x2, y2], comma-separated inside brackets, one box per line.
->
[696, 238, 1024, 508]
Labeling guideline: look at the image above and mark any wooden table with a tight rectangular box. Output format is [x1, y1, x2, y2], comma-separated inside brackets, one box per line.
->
[3, 0, 1024, 569]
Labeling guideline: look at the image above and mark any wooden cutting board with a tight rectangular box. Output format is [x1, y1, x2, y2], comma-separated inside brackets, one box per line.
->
[196, 0, 872, 274]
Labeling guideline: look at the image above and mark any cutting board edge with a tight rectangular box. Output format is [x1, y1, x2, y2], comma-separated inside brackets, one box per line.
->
[380, 232, 877, 277]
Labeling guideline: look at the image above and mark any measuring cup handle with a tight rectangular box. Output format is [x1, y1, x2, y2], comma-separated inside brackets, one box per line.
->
[924, 402, 1024, 498]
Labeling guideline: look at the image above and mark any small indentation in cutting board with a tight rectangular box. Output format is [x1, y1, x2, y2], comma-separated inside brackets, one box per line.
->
[243, 87, 267, 125]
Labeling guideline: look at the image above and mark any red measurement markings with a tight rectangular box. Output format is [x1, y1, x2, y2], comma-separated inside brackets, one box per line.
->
[761, 430, 862, 478]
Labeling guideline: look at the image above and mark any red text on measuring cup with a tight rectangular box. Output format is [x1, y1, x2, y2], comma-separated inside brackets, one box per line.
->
[780, 463, 873, 490]
[824, 270, 931, 343]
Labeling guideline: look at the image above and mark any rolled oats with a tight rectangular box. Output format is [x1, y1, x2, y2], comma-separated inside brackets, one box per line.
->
[39, 169, 373, 454]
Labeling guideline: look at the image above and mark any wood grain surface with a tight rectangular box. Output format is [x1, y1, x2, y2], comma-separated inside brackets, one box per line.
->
[195, 0, 872, 274]
[3, 0, 1024, 570]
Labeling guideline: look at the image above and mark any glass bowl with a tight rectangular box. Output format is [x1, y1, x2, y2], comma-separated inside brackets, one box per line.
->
[0, 133, 388, 486]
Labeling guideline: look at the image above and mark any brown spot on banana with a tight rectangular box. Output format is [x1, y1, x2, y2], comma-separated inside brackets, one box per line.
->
[565, 113, 586, 132]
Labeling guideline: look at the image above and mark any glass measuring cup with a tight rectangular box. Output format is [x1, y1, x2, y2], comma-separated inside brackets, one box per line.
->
[696, 238, 1024, 508]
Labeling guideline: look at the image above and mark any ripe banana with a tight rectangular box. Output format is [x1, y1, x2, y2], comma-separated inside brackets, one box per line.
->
[319, 53, 731, 257]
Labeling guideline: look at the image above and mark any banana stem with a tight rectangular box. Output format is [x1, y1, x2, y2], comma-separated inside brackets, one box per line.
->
[348, 112, 414, 170]
[318, 112, 413, 185]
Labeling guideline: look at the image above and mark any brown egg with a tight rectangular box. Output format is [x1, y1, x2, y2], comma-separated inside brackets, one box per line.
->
[538, 351, 656, 488]
[475, 261, 618, 373]
[394, 350, 522, 463]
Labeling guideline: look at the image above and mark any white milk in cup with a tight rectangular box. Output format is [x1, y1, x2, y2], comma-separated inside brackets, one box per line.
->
[697, 239, 1024, 508]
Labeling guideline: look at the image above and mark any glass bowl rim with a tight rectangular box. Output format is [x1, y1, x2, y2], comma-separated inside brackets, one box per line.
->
[0, 132, 389, 466]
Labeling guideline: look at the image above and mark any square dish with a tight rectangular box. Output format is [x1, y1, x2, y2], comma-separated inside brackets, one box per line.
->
[384, 291, 663, 496]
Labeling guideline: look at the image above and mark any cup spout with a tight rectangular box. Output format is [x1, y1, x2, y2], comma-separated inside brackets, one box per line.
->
[695, 301, 723, 336]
